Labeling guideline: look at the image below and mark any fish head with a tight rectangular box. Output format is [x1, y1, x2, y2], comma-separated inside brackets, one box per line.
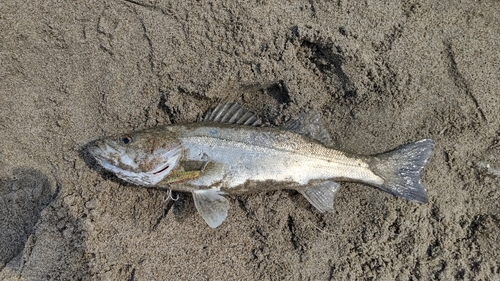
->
[88, 129, 182, 186]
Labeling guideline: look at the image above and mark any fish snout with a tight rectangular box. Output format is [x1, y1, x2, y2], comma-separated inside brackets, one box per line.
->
[87, 139, 126, 167]
[87, 139, 108, 158]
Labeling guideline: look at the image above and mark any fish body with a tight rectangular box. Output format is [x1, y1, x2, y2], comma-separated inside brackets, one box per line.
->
[159, 123, 382, 189]
[88, 103, 434, 228]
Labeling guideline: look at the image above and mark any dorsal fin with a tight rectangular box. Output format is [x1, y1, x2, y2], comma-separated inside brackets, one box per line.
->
[283, 111, 334, 146]
[202, 103, 261, 126]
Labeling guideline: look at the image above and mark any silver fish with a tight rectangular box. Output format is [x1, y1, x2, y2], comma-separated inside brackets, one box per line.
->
[88, 103, 435, 228]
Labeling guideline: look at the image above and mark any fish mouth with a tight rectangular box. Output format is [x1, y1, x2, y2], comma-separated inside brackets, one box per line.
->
[88, 141, 136, 169]
[87, 141, 182, 186]
[87, 142, 115, 162]
[90, 152, 169, 186]
[87, 146, 109, 167]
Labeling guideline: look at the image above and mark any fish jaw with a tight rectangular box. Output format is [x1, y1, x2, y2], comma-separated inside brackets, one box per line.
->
[88, 139, 182, 186]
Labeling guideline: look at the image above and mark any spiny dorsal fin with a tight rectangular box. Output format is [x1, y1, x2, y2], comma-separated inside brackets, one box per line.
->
[203, 103, 261, 126]
[283, 111, 334, 146]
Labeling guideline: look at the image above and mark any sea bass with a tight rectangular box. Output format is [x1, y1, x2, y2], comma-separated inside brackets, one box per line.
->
[88, 103, 435, 228]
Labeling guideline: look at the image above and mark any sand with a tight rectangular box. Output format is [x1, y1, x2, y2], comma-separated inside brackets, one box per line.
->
[1, 0, 499, 280]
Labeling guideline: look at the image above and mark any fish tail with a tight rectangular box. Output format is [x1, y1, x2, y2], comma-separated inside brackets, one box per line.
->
[368, 139, 435, 203]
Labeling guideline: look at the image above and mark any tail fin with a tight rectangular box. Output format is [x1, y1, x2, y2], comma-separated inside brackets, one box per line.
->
[369, 139, 435, 203]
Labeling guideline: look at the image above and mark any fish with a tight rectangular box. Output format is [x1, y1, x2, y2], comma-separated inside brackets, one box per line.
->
[88, 103, 435, 228]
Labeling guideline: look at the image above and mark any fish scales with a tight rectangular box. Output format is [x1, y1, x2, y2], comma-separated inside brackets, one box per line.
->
[173, 124, 382, 188]
[177, 122, 357, 161]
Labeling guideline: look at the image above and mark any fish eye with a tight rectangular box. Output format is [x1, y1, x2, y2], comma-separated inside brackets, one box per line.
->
[121, 136, 132, 144]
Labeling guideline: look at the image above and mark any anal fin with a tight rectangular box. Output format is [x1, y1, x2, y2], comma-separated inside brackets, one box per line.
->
[299, 181, 341, 213]
[192, 189, 229, 228]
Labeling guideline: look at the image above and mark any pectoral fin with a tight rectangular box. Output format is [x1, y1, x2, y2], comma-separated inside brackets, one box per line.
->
[192, 189, 229, 228]
[160, 170, 202, 184]
[299, 181, 341, 212]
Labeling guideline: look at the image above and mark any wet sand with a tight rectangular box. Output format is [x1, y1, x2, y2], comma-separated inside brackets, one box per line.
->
[1, 0, 499, 279]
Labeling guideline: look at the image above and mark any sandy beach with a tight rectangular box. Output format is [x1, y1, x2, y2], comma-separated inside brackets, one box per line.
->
[1, 0, 499, 279]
